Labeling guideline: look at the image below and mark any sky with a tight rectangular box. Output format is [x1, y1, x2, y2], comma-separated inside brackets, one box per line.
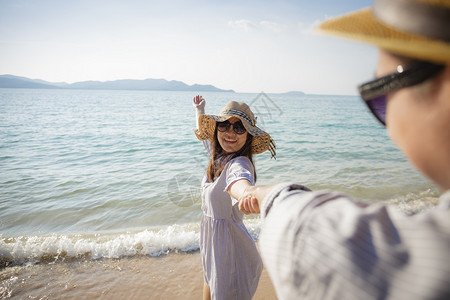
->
[0, 0, 377, 95]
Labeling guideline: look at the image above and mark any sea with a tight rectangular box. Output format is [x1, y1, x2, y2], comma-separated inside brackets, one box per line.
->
[0, 88, 440, 268]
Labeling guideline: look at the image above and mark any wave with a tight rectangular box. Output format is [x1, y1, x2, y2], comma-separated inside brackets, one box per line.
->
[0, 219, 262, 268]
[384, 189, 440, 216]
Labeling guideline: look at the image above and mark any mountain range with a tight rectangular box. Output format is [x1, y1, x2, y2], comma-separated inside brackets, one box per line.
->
[0, 74, 235, 92]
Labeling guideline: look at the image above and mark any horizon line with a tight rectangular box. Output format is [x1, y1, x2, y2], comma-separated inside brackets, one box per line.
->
[0, 73, 358, 96]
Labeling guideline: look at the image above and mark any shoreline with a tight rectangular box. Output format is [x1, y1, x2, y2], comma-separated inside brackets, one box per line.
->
[0, 250, 277, 299]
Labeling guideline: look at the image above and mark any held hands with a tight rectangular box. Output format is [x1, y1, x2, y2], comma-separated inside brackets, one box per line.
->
[239, 194, 260, 215]
[238, 186, 261, 215]
[238, 185, 276, 215]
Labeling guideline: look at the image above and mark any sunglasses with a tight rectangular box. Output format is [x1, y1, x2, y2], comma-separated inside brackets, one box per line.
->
[358, 61, 445, 126]
[217, 120, 247, 135]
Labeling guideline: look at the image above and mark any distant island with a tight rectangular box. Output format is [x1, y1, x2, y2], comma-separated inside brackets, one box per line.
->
[0, 74, 235, 92]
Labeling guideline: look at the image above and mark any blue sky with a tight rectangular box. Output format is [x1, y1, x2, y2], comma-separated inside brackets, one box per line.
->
[0, 0, 376, 95]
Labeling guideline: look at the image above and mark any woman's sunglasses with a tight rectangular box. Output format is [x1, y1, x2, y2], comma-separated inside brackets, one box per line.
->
[217, 120, 247, 135]
[358, 61, 445, 126]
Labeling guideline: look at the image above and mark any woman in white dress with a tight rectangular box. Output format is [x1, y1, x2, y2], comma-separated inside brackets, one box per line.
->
[192, 95, 275, 300]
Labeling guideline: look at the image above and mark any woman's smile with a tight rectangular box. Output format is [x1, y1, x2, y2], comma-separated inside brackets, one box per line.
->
[224, 138, 237, 144]
[217, 117, 248, 153]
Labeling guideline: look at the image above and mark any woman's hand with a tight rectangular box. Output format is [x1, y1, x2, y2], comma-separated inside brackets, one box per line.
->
[227, 180, 260, 215]
[193, 95, 205, 112]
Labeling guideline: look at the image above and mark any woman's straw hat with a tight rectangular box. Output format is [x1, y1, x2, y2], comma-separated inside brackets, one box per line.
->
[195, 101, 276, 158]
[316, 0, 450, 64]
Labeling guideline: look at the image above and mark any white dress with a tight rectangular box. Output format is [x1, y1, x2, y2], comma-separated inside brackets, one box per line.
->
[200, 155, 263, 300]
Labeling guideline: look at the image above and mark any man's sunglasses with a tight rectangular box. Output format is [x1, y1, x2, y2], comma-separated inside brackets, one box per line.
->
[358, 61, 445, 126]
[217, 120, 247, 135]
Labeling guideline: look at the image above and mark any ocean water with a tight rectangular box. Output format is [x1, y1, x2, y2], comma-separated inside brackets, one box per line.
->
[0, 88, 439, 267]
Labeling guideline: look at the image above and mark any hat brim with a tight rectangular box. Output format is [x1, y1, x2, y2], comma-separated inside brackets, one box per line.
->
[316, 8, 450, 64]
[194, 114, 276, 157]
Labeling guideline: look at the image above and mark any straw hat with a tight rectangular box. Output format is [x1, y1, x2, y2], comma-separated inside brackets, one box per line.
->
[195, 101, 276, 158]
[316, 0, 450, 64]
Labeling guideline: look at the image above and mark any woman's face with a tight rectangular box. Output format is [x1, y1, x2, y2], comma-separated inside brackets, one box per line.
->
[217, 117, 248, 154]
[377, 50, 450, 190]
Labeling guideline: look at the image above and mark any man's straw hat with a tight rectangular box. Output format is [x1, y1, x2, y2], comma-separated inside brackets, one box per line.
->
[195, 101, 276, 158]
[316, 0, 450, 64]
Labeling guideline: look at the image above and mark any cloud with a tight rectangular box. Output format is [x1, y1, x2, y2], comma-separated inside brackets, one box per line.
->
[228, 20, 256, 32]
[259, 21, 287, 33]
[228, 19, 288, 34]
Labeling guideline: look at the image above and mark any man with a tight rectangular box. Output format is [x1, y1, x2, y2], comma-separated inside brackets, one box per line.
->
[239, 0, 450, 298]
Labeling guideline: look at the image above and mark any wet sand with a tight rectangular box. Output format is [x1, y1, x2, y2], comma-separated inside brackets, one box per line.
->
[0, 251, 277, 299]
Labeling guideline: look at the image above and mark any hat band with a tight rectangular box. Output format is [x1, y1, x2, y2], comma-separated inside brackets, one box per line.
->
[221, 109, 256, 125]
[373, 0, 450, 42]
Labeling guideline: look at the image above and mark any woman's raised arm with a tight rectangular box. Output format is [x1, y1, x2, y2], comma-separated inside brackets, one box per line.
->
[193, 95, 205, 129]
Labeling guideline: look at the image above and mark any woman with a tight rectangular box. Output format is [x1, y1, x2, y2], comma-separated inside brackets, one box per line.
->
[192, 95, 275, 300]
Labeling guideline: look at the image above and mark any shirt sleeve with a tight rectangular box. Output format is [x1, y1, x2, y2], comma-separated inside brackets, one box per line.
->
[259, 184, 450, 299]
[224, 157, 255, 205]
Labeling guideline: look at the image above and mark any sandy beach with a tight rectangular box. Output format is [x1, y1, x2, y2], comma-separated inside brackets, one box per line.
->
[0, 250, 277, 299]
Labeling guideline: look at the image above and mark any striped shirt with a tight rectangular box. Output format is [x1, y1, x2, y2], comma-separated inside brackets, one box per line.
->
[259, 184, 450, 300]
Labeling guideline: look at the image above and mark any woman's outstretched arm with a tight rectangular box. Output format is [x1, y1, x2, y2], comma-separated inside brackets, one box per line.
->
[237, 185, 278, 214]
[229, 180, 277, 215]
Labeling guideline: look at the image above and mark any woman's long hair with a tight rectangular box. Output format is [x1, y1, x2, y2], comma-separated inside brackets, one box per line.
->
[207, 126, 256, 182]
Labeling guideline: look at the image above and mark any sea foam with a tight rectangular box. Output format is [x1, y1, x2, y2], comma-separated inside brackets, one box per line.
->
[0, 219, 262, 267]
